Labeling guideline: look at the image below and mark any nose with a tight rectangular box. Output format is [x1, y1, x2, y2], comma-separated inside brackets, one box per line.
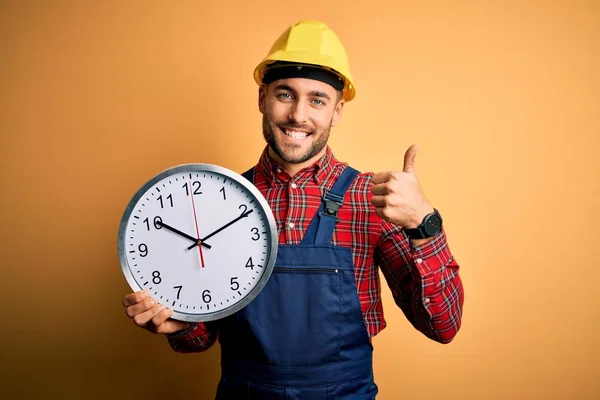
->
[288, 99, 308, 124]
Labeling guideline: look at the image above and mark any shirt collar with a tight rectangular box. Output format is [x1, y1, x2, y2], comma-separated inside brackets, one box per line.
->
[258, 145, 336, 186]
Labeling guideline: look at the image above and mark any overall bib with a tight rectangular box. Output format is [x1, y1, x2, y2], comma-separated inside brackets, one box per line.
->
[216, 166, 378, 399]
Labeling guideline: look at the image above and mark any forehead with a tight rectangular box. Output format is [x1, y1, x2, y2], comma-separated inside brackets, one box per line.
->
[267, 78, 337, 97]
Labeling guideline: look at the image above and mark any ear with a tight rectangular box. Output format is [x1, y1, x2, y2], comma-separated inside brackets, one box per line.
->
[258, 84, 267, 114]
[330, 98, 345, 127]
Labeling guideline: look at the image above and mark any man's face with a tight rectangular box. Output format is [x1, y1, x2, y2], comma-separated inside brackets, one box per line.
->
[259, 78, 344, 166]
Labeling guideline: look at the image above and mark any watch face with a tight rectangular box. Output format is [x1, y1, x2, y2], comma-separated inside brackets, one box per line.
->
[117, 164, 278, 322]
[424, 214, 442, 236]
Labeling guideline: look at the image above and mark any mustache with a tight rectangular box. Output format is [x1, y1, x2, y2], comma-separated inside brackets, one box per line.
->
[277, 123, 314, 133]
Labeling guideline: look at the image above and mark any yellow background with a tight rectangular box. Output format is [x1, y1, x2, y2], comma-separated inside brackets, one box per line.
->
[2, 1, 598, 399]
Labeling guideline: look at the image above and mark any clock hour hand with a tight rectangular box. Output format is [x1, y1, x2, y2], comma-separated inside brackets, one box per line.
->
[157, 221, 212, 249]
[187, 209, 254, 250]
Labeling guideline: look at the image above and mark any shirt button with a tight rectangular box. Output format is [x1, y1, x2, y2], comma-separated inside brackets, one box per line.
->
[424, 298, 431, 304]
[276, 168, 282, 174]
[416, 258, 423, 264]
[290, 183, 297, 189]
[288, 222, 295, 229]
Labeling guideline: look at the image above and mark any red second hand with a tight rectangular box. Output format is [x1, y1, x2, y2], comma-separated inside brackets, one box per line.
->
[189, 181, 205, 268]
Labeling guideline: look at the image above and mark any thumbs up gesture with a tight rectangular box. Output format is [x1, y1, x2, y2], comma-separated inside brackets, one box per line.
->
[370, 145, 435, 229]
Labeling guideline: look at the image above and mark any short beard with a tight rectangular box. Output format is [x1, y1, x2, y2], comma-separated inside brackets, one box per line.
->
[262, 114, 331, 164]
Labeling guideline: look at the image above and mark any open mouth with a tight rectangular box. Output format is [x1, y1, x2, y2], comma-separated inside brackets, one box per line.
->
[280, 127, 312, 140]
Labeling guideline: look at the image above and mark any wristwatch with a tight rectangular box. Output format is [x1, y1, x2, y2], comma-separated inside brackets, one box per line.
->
[403, 208, 443, 239]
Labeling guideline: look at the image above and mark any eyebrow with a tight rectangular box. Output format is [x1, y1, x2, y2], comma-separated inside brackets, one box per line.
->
[274, 84, 332, 101]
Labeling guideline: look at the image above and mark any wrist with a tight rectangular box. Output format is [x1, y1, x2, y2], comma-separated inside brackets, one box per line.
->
[405, 205, 435, 229]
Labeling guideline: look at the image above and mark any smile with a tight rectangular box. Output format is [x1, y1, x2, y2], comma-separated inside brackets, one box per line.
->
[281, 128, 312, 140]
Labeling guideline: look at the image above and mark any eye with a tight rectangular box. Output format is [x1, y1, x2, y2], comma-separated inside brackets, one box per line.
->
[312, 99, 325, 106]
[277, 93, 293, 100]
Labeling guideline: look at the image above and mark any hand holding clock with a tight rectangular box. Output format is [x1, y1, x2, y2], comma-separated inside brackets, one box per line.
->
[123, 290, 189, 334]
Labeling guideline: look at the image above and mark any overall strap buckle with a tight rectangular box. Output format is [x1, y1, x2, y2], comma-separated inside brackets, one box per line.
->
[320, 190, 344, 222]
[301, 166, 361, 245]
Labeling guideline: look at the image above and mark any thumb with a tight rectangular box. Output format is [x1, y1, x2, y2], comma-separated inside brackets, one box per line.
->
[403, 144, 419, 174]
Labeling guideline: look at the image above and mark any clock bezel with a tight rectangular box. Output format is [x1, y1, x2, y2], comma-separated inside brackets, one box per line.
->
[117, 163, 278, 323]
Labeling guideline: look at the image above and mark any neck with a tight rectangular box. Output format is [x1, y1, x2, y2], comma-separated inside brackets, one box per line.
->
[268, 147, 327, 177]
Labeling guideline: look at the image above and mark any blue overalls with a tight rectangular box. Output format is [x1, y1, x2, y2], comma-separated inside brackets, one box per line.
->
[215, 166, 378, 399]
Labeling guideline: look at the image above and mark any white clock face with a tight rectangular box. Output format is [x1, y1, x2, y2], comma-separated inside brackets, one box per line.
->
[118, 164, 278, 322]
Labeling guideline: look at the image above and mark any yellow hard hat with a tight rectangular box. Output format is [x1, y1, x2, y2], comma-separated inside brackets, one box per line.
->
[254, 20, 356, 101]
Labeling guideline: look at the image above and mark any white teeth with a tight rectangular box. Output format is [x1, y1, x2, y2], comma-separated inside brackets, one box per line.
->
[283, 129, 309, 139]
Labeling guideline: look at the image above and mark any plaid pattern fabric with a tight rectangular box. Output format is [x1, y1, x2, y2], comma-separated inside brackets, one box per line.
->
[167, 146, 464, 351]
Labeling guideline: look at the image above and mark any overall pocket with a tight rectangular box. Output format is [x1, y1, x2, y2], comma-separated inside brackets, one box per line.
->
[239, 264, 343, 367]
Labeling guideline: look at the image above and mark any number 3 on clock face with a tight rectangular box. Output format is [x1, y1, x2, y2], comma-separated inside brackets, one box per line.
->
[117, 164, 278, 322]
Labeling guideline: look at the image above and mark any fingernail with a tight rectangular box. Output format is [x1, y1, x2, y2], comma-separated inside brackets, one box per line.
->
[150, 298, 157, 305]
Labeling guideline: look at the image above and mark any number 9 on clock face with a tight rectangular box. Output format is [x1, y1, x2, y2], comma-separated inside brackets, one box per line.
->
[117, 164, 278, 322]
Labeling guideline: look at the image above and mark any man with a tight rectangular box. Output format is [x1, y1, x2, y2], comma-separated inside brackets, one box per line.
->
[123, 20, 464, 399]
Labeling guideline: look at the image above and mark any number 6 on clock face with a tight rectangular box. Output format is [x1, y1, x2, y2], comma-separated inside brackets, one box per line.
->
[117, 164, 278, 322]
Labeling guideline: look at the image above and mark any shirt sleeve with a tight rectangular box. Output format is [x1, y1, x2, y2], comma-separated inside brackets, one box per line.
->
[374, 223, 464, 344]
[165, 321, 219, 353]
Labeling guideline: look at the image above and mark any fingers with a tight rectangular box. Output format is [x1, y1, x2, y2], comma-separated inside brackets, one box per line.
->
[373, 145, 420, 185]
[151, 307, 174, 328]
[370, 195, 386, 208]
[132, 302, 165, 327]
[122, 290, 180, 334]
[123, 290, 150, 307]
[125, 296, 156, 318]
[403, 144, 419, 174]
[371, 171, 392, 185]
[371, 196, 399, 223]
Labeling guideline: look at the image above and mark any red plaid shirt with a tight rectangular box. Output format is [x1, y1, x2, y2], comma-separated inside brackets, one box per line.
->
[167, 146, 464, 351]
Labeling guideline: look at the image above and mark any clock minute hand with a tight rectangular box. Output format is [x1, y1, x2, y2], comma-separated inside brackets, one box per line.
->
[158, 221, 212, 249]
[187, 209, 254, 250]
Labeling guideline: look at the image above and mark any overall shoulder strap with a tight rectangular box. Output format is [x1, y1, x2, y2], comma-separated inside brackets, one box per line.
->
[241, 167, 254, 184]
[302, 166, 361, 245]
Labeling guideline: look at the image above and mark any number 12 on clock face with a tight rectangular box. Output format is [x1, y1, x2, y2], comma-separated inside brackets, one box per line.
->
[117, 164, 278, 322]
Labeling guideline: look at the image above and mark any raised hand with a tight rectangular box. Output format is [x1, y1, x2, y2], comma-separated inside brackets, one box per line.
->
[370, 144, 434, 228]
